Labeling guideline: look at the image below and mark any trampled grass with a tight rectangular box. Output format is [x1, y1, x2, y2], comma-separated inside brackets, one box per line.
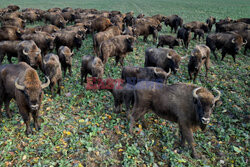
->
[0, 0, 249, 166]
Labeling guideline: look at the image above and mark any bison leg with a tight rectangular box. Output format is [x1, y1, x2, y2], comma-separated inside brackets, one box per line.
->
[57, 79, 61, 95]
[69, 65, 72, 76]
[180, 125, 198, 158]
[32, 111, 41, 131]
[23, 113, 33, 135]
[7, 55, 13, 64]
[193, 33, 197, 40]
[0, 53, 4, 64]
[211, 50, 218, 60]
[231, 54, 236, 63]
[129, 107, 147, 134]
[143, 35, 148, 42]
[4, 99, 12, 118]
[193, 71, 199, 83]
[221, 50, 227, 61]
[179, 128, 186, 147]
[188, 70, 193, 80]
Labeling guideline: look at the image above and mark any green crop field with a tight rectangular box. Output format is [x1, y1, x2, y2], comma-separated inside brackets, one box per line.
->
[0, 0, 250, 166]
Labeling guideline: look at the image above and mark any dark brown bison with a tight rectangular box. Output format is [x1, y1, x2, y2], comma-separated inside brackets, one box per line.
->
[22, 11, 40, 23]
[99, 35, 135, 66]
[206, 16, 216, 32]
[122, 26, 134, 36]
[17, 40, 42, 69]
[45, 12, 68, 28]
[0, 26, 22, 41]
[216, 22, 250, 32]
[164, 15, 183, 33]
[0, 62, 50, 134]
[7, 5, 20, 12]
[177, 27, 192, 49]
[215, 19, 234, 32]
[43, 53, 62, 96]
[91, 17, 112, 32]
[133, 22, 158, 43]
[206, 32, 246, 62]
[37, 24, 60, 34]
[237, 18, 250, 24]
[234, 30, 250, 54]
[157, 35, 180, 48]
[123, 13, 135, 26]
[121, 66, 171, 85]
[184, 21, 209, 33]
[0, 40, 20, 64]
[188, 45, 211, 82]
[58, 46, 74, 76]
[80, 55, 104, 84]
[145, 47, 187, 74]
[54, 31, 83, 51]
[1, 17, 26, 28]
[152, 14, 167, 22]
[193, 29, 205, 41]
[21, 32, 55, 56]
[93, 26, 122, 55]
[129, 81, 221, 158]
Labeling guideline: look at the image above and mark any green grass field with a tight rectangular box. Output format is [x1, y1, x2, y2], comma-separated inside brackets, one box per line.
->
[0, 0, 250, 166]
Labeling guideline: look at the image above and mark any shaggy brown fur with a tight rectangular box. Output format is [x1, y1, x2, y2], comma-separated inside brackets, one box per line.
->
[58, 46, 73, 76]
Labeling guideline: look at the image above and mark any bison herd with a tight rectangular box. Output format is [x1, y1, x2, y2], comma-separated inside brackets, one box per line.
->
[0, 4, 249, 158]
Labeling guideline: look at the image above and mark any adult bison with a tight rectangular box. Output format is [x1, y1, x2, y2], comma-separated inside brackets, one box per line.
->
[0, 26, 22, 41]
[0, 40, 20, 64]
[184, 21, 209, 33]
[129, 81, 221, 158]
[206, 16, 216, 32]
[234, 30, 250, 54]
[177, 28, 192, 49]
[188, 45, 211, 82]
[133, 22, 158, 43]
[206, 32, 246, 62]
[0, 62, 50, 134]
[91, 17, 112, 32]
[99, 35, 135, 66]
[216, 22, 250, 32]
[237, 18, 250, 24]
[17, 40, 42, 69]
[145, 47, 187, 74]
[93, 26, 121, 55]
[164, 15, 183, 33]
[121, 66, 171, 85]
[157, 35, 180, 49]
[58, 46, 74, 76]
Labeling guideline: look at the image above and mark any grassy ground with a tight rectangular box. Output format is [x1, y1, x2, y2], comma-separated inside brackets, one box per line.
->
[0, 0, 250, 166]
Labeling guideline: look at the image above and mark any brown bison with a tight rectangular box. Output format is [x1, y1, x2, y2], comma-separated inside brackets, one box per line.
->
[216, 22, 250, 32]
[184, 21, 209, 33]
[0, 26, 22, 41]
[7, 5, 20, 12]
[237, 18, 250, 24]
[193, 29, 205, 41]
[157, 35, 180, 49]
[99, 35, 135, 66]
[164, 15, 183, 33]
[36, 24, 60, 34]
[80, 55, 104, 84]
[177, 28, 192, 49]
[0, 62, 50, 134]
[188, 45, 211, 82]
[21, 32, 55, 56]
[2, 17, 26, 28]
[0, 40, 20, 64]
[206, 32, 246, 62]
[129, 81, 221, 158]
[234, 30, 250, 54]
[121, 66, 171, 85]
[145, 47, 187, 74]
[206, 16, 216, 32]
[93, 26, 122, 55]
[133, 22, 158, 43]
[58, 46, 74, 76]
[42, 53, 62, 96]
[152, 14, 167, 23]
[91, 17, 112, 32]
[17, 40, 42, 69]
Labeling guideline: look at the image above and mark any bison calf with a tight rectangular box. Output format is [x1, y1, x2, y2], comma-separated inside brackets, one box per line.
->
[188, 45, 210, 82]
[58, 46, 74, 77]
[157, 35, 180, 48]
[193, 29, 204, 41]
[43, 53, 62, 96]
[177, 28, 192, 49]
[80, 55, 104, 85]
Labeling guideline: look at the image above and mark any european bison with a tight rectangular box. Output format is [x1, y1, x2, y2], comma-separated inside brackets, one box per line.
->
[157, 35, 180, 48]
[188, 45, 211, 82]
[129, 81, 221, 158]
[99, 35, 135, 66]
[216, 22, 250, 32]
[184, 21, 209, 33]
[0, 26, 22, 41]
[193, 29, 205, 41]
[206, 32, 246, 62]
[133, 22, 158, 43]
[234, 30, 250, 54]
[93, 26, 121, 55]
[0, 62, 50, 134]
[121, 66, 171, 85]
[43, 53, 62, 96]
[164, 15, 183, 33]
[17, 40, 42, 69]
[58, 46, 74, 76]
[80, 55, 104, 84]
[237, 18, 250, 24]
[91, 17, 112, 32]
[145, 47, 187, 74]
[0, 40, 20, 64]
[177, 28, 192, 49]
[206, 16, 216, 32]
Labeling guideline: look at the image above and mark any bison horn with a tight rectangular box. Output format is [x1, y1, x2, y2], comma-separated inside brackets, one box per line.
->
[166, 68, 171, 76]
[192, 87, 202, 99]
[166, 53, 172, 59]
[15, 78, 25, 90]
[23, 49, 29, 55]
[181, 54, 189, 60]
[41, 76, 50, 89]
[243, 39, 247, 45]
[231, 38, 235, 43]
[212, 88, 221, 103]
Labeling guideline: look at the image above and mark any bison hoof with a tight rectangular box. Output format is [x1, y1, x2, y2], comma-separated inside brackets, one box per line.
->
[191, 152, 199, 159]
[26, 129, 33, 136]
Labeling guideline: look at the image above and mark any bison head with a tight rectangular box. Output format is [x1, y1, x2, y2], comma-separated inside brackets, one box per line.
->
[91, 57, 104, 78]
[166, 53, 187, 74]
[15, 68, 50, 111]
[190, 51, 206, 71]
[153, 67, 171, 84]
[46, 35, 55, 50]
[22, 44, 42, 68]
[74, 34, 83, 50]
[61, 47, 73, 65]
[192, 87, 221, 129]
[126, 36, 135, 52]
[231, 36, 246, 53]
